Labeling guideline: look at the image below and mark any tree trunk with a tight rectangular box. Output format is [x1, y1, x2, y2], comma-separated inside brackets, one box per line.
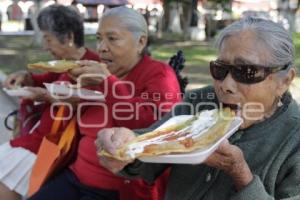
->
[277, 0, 300, 32]
[182, 0, 198, 40]
[31, 0, 42, 46]
[168, 2, 182, 33]
[181, 1, 192, 40]
[162, 1, 170, 32]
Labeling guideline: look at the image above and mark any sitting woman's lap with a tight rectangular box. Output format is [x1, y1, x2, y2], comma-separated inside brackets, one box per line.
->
[0, 142, 36, 196]
[27, 170, 119, 200]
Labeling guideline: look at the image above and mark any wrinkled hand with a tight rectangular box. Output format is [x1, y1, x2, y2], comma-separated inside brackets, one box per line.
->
[25, 87, 54, 102]
[204, 139, 253, 191]
[3, 70, 34, 89]
[69, 60, 111, 87]
[26, 87, 81, 107]
[95, 127, 136, 173]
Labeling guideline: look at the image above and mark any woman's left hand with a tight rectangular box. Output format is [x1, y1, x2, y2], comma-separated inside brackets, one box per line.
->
[25, 87, 54, 102]
[25, 87, 81, 108]
[69, 60, 111, 87]
[204, 139, 253, 191]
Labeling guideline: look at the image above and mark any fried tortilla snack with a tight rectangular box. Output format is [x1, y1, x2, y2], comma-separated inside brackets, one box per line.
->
[27, 60, 79, 73]
[99, 108, 236, 161]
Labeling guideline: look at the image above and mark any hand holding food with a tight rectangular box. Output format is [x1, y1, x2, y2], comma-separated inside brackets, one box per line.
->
[96, 127, 136, 173]
[99, 108, 236, 161]
[29, 85, 83, 108]
[3, 70, 34, 89]
[25, 87, 54, 102]
[205, 139, 253, 190]
[69, 60, 111, 86]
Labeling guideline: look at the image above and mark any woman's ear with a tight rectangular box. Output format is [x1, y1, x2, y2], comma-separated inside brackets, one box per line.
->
[277, 68, 296, 96]
[66, 33, 75, 47]
[137, 35, 147, 54]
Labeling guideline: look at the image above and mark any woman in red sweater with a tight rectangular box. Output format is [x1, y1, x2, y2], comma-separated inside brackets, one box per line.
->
[0, 5, 99, 200]
[28, 6, 182, 200]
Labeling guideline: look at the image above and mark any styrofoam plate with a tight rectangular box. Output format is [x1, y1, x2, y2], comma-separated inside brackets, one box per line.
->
[3, 87, 33, 97]
[139, 116, 243, 164]
[44, 83, 105, 101]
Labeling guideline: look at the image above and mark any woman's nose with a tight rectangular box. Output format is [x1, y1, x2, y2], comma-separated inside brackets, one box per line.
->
[97, 41, 108, 53]
[219, 73, 237, 94]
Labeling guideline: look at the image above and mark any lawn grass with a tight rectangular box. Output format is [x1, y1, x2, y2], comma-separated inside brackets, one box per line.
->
[293, 33, 300, 69]
[151, 42, 216, 67]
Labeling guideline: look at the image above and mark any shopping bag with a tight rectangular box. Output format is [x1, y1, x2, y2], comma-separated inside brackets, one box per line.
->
[18, 100, 45, 136]
[4, 100, 45, 138]
[27, 105, 77, 196]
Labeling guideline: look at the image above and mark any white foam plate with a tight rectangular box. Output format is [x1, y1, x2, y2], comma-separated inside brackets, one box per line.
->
[44, 83, 105, 101]
[3, 87, 33, 97]
[139, 116, 243, 164]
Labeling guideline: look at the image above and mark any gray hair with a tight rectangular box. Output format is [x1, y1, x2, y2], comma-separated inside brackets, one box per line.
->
[100, 6, 148, 41]
[215, 17, 295, 71]
[37, 5, 84, 47]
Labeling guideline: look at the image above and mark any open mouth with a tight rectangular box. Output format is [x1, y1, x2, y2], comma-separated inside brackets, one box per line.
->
[101, 58, 113, 65]
[221, 103, 241, 115]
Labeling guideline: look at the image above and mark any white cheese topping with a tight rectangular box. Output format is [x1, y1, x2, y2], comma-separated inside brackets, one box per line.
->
[181, 110, 217, 140]
[48, 60, 59, 66]
[126, 109, 218, 158]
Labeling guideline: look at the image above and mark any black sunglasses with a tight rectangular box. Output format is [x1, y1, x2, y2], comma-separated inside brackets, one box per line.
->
[209, 60, 289, 84]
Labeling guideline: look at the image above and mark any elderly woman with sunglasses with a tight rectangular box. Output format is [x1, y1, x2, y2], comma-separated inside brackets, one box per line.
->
[96, 17, 300, 200]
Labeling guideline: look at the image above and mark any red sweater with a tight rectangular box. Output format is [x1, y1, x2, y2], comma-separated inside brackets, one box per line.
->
[10, 48, 100, 152]
[70, 55, 181, 200]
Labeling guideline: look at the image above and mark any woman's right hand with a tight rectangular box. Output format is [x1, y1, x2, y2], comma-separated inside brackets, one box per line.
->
[95, 127, 136, 173]
[69, 60, 111, 87]
[3, 71, 34, 89]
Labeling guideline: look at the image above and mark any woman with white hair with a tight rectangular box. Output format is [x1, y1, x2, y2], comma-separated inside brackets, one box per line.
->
[28, 6, 181, 200]
[96, 17, 300, 200]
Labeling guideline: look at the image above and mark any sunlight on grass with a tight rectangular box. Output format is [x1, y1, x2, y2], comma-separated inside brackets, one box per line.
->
[290, 76, 300, 102]
[151, 44, 216, 66]
[151, 50, 173, 61]
[191, 54, 217, 62]
[293, 33, 300, 72]
[293, 76, 300, 84]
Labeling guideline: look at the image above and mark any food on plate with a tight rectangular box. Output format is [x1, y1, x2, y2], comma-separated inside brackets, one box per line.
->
[27, 60, 79, 73]
[99, 108, 236, 161]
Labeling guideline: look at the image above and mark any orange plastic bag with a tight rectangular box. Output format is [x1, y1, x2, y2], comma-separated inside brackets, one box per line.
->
[28, 106, 77, 196]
